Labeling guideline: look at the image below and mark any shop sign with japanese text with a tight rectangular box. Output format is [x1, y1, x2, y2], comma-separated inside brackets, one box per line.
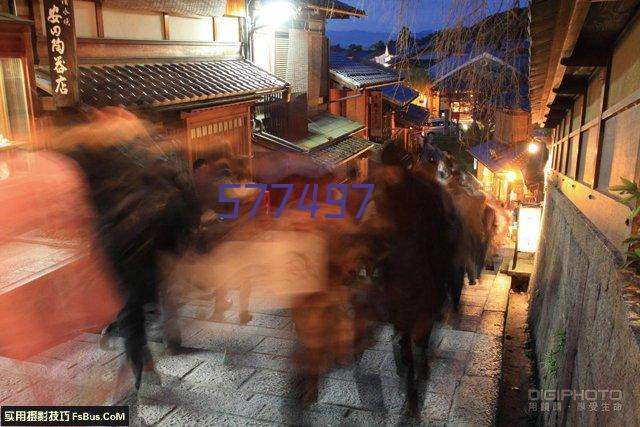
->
[43, 0, 79, 107]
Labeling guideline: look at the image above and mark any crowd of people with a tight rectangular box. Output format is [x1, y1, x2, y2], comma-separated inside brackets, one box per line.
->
[0, 108, 509, 415]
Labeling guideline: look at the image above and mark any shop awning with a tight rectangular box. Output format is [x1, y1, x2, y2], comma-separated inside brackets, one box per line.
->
[309, 136, 373, 168]
[72, 59, 288, 109]
[380, 84, 419, 108]
[329, 52, 399, 90]
[467, 140, 527, 173]
[397, 104, 429, 127]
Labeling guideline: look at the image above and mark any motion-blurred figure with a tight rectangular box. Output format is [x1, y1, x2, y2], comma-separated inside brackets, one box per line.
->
[367, 142, 462, 413]
[192, 157, 235, 320]
[58, 108, 201, 389]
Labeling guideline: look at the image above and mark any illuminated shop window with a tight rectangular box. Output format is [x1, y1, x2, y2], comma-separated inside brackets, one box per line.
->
[0, 58, 30, 146]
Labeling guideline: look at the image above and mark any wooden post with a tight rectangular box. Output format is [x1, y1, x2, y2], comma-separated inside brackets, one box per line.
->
[95, 1, 104, 38]
[162, 12, 170, 40]
[592, 64, 611, 189]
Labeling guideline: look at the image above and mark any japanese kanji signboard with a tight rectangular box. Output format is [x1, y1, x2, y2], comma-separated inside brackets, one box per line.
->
[369, 90, 383, 138]
[43, 0, 79, 107]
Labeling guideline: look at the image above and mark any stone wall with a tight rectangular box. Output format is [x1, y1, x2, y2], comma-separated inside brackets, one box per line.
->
[528, 185, 640, 426]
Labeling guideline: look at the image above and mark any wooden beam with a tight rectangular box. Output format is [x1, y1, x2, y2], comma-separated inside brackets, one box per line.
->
[535, 0, 591, 124]
[547, 98, 574, 110]
[36, 37, 243, 66]
[546, 111, 567, 120]
[553, 76, 588, 95]
[547, 105, 571, 113]
[601, 85, 640, 121]
[560, 52, 608, 67]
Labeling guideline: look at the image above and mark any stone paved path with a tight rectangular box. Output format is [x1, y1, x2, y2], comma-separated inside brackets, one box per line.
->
[0, 271, 511, 426]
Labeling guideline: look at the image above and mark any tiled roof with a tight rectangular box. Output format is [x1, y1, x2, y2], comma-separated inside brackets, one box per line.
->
[329, 52, 399, 90]
[255, 113, 365, 153]
[367, 142, 385, 163]
[78, 60, 288, 109]
[429, 52, 529, 111]
[309, 136, 373, 168]
[397, 104, 429, 127]
[429, 53, 516, 85]
[304, 113, 364, 151]
[467, 140, 527, 173]
[380, 84, 419, 107]
[300, 0, 366, 17]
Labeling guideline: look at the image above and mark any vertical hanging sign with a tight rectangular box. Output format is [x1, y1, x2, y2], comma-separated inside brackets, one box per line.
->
[43, 0, 79, 107]
[369, 90, 383, 138]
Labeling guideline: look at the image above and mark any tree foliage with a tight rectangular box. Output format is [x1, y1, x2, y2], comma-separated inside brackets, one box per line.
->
[369, 40, 386, 52]
[610, 177, 640, 271]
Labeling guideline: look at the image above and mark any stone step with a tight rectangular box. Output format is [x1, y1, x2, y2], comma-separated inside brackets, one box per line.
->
[0, 270, 511, 426]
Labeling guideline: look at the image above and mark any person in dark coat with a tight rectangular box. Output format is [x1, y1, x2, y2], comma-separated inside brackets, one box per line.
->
[368, 142, 463, 413]
[62, 121, 201, 390]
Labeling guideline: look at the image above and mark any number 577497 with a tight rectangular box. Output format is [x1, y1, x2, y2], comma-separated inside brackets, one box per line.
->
[217, 183, 375, 220]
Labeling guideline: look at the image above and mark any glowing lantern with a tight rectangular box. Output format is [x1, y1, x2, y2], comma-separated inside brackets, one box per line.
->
[517, 204, 543, 253]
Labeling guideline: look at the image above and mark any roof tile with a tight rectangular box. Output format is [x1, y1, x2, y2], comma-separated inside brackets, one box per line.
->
[78, 59, 288, 109]
[309, 135, 373, 168]
[329, 52, 399, 89]
[380, 83, 419, 107]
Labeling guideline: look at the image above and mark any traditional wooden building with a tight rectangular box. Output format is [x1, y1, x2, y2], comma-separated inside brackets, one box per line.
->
[428, 52, 527, 125]
[529, 0, 640, 424]
[328, 51, 398, 140]
[328, 51, 428, 152]
[0, 11, 38, 152]
[380, 83, 428, 151]
[1, 0, 293, 171]
[0, 0, 383, 180]
[467, 109, 537, 203]
[250, 1, 377, 182]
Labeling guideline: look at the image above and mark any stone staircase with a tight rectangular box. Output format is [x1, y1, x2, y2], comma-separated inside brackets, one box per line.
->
[0, 271, 512, 426]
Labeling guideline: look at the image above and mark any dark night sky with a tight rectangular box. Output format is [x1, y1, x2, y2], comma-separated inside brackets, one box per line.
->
[326, 0, 516, 34]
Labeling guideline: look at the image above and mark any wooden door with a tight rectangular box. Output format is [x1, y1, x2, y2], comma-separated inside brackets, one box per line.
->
[183, 101, 254, 170]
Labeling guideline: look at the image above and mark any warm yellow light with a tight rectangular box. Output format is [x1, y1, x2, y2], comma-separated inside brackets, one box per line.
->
[506, 170, 517, 182]
[517, 205, 543, 253]
[528, 142, 540, 154]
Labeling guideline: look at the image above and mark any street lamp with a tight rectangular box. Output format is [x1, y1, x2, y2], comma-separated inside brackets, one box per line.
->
[506, 170, 517, 182]
[255, 1, 296, 26]
[248, 1, 297, 62]
[527, 141, 540, 154]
